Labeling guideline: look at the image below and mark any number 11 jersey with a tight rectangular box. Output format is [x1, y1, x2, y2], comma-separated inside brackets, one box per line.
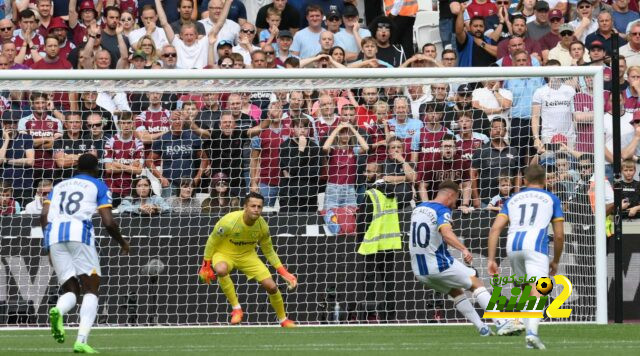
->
[43, 174, 113, 248]
[499, 187, 564, 255]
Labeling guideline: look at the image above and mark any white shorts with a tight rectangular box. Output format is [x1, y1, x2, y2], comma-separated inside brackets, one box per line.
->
[415, 260, 476, 294]
[507, 250, 549, 282]
[49, 241, 101, 285]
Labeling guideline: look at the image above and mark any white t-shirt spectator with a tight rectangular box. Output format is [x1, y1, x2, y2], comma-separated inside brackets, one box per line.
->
[472, 87, 514, 120]
[128, 27, 170, 50]
[97, 92, 131, 115]
[532, 83, 577, 144]
[199, 18, 240, 44]
[569, 18, 598, 43]
[232, 44, 260, 65]
[22, 198, 43, 214]
[173, 36, 210, 69]
[603, 112, 635, 155]
[291, 27, 322, 59]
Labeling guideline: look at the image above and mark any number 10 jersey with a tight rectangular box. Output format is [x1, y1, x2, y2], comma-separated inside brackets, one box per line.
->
[409, 202, 455, 276]
[43, 174, 113, 248]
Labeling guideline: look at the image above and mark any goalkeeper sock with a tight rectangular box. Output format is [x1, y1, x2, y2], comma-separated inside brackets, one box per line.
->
[474, 287, 506, 326]
[454, 294, 483, 331]
[218, 275, 240, 308]
[268, 290, 287, 322]
[76, 293, 98, 344]
[56, 292, 77, 315]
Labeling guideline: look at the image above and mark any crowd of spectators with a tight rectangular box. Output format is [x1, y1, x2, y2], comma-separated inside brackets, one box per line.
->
[0, 0, 633, 221]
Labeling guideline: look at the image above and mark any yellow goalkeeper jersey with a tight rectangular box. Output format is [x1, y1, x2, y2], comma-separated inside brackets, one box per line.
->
[204, 210, 283, 268]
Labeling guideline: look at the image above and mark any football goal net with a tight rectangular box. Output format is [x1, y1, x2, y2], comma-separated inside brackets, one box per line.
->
[0, 67, 607, 327]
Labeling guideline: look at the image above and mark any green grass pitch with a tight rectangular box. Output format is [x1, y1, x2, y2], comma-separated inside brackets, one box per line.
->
[1, 324, 639, 355]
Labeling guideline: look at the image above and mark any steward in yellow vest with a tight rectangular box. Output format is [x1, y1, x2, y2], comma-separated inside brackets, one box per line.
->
[357, 188, 402, 255]
[356, 185, 403, 321]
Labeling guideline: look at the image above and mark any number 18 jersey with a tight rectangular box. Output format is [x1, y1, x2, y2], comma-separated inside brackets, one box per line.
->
[43, 174, 112, 248]
[499, 187, 564, 255]
[409, 202, 455, 276]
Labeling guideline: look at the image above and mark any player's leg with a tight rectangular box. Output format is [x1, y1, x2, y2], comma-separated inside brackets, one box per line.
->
[258, 277, 294, 327]
[469, 277, 519, 336]
[74, 273, 100, 353]
[522, 252, 549, 349]
[241, 255, 295, 327]
[212, 255, 242, 324]
[448, 287, 493, 336]
[72, 242, 102, 354]
[48, 243, 81, 344]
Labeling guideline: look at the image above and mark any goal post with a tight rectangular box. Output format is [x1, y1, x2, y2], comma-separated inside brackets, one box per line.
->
[0, 67, 607, 326]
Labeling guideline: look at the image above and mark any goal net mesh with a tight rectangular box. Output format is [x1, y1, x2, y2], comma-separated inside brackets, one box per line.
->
[0, 72, 600, 326]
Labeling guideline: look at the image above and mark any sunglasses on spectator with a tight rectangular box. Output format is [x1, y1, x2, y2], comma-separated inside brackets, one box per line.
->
[560, 31, 574, 37]
[163, 53, 177, 58]
[496, 1, 509, 4]
[264, 51, 275, 55]
[631, 32, 640, 37]
[0, 27, 12, 31]
[241, 29, 255, 34]
[220, 63, 233, 68]
[88, 123, 102, 128]
[327, 17, 340, 21]
[578, 5, 591, 9]
[377, 23, 391, 29]
[550, 18, 562, 23]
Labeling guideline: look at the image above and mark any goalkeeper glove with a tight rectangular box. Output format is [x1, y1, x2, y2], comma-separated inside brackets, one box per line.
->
[198, 260, 216, 284]
[277, 266, 298, 290]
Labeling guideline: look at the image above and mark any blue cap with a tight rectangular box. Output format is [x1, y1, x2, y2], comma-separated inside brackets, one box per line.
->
[217, 40, 233, 49]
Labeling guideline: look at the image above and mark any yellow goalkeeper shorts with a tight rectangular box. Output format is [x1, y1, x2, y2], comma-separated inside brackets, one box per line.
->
[212, 252, 272, 282]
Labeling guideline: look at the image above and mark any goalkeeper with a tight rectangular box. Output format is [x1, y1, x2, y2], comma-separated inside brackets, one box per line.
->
[199, 192, 298, 327]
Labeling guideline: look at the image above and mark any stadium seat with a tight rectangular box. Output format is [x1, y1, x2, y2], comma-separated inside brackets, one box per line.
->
[417, 0, 436, 11]
[413, 11, 442, 54]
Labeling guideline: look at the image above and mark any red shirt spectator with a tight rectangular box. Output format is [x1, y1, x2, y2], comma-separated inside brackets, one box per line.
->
[118, 0, 139, 20]
[574, 91, 594, 153]
[355, 87, 380, 129]
[31, 36, 72, 69]
[48, 17, 76, 59]
[17, 97, 63, 170]
[466, 0, 498, 18]
[357, 105, 377, 129]
[251, 108, 290, 189]
[419, 152, 470, 201]
[12, 32, 44, 67]
[456, 112, 489, 160]
[327, 146, 359, 185]
[104, 132, 144, 198]
[135, 96, 172, 138]
[315, 94, 340, 143]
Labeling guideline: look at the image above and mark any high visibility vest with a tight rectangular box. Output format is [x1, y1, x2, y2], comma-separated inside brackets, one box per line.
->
[384, 0, 418, 17]
[357, 189, 403, 255]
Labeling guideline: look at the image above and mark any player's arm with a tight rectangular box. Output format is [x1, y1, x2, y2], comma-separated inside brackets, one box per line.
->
[550, 219, 564, 276]
[259, 232, 297, 290]
[39, 198, 50, 231]
[487, 213, 509, 275]
[98, 207, 129, 254]
[439, 224, 472, 264]
[199, 221, 227, 283]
